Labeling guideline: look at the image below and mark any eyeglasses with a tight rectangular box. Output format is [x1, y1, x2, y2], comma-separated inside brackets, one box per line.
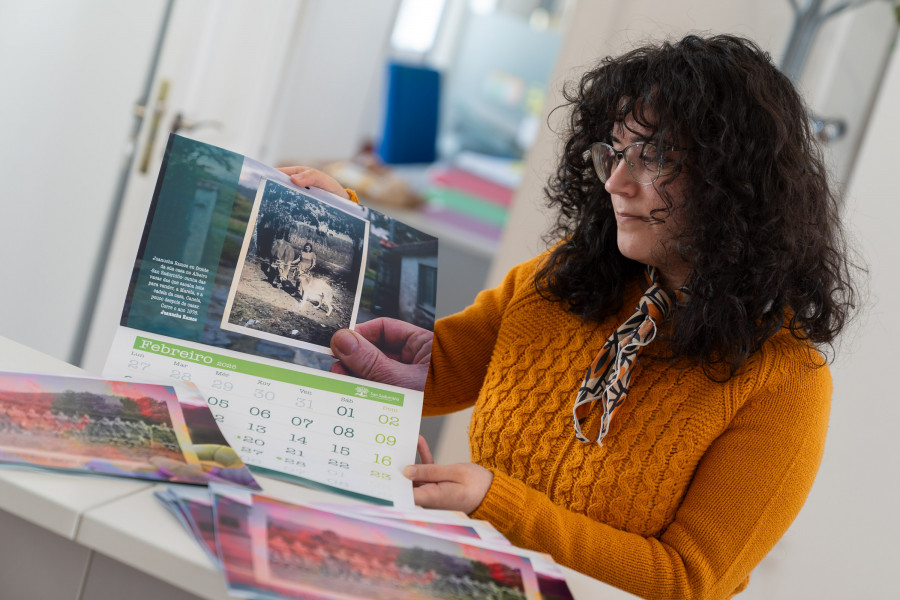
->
[590, 141, 676, 186]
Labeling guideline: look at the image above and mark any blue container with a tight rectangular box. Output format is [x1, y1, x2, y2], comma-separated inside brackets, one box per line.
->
[377, 62, 441, 164]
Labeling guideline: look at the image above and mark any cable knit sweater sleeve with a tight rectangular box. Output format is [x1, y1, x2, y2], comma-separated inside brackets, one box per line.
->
[471, 336, 832, 600]
[422, 257, 536, 416]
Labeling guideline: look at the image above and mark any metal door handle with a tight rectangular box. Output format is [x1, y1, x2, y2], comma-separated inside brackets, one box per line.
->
[137, 79, 170, 174]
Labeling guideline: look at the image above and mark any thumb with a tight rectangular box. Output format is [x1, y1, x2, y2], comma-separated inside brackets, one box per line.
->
[331, 329, 426, 389]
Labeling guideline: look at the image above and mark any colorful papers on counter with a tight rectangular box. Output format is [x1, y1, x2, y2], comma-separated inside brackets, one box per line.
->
[156, 485, 575, 600]
[0, 371, 259, 489]
[453, 151, 523, 190]
[430, 165, 514, 208]
[422, 162, 517, 244]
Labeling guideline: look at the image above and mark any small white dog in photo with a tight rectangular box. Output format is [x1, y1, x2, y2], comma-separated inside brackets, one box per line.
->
[296, 273, 334, 316]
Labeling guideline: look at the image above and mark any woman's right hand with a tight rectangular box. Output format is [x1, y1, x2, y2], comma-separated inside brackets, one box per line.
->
[330, 318, 432, 391]
[278, 166, 349, 201]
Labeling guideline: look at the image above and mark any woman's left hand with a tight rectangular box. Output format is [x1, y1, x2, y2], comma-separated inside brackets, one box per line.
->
[403, 462, 494, 515]
[330, 318, 432, 391]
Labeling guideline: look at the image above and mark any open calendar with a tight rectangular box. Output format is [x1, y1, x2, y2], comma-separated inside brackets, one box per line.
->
[104, 135, 438, 506]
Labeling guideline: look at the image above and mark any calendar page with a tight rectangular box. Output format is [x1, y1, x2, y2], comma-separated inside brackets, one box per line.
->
[103, 134, 438, 506]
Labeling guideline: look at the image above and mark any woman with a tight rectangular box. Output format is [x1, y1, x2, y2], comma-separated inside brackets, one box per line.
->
[283, 34, 858, 600]
[296, 241, 317, 274]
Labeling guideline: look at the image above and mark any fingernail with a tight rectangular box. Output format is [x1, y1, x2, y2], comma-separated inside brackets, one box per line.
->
[332, 330, 358, 356]
[403, 465, 416, 479]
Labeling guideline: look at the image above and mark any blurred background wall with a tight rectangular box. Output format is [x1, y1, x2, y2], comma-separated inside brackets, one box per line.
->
[0, 0, 897, 597]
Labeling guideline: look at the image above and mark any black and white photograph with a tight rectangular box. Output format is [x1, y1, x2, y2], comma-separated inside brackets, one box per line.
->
[221, 178, 369, 355]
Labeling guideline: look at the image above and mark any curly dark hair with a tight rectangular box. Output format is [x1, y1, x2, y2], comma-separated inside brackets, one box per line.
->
[534, 33, 860, 379]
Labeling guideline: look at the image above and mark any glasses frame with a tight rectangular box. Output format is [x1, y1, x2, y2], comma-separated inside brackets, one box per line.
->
[591, 140, 672, 186]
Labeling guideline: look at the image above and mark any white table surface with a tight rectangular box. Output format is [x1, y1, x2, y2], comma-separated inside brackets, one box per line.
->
[0, 335, 639, 600]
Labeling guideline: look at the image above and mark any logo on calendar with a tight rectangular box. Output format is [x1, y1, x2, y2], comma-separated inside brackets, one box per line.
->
[355, 386, 369, 398]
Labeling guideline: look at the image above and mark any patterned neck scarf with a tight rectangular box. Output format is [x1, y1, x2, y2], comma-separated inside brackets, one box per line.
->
[572, 266, 688, 445]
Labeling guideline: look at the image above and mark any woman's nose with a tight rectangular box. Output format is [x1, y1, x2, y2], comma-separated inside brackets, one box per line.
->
[604, 157, 637, 196]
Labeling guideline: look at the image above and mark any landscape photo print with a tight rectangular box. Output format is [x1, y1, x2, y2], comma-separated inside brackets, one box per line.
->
[221, 178, 369, 355]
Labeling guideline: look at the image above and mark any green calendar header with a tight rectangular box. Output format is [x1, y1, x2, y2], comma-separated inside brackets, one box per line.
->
[133, 336, 405, 406]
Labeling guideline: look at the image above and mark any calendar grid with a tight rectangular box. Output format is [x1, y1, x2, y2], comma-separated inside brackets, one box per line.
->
[106, 328, 422, 505]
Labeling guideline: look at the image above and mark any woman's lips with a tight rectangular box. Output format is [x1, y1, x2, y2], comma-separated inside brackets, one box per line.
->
[615, 211, 645, 222]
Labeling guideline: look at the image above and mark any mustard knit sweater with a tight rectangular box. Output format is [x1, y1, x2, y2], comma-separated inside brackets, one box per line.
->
[423, 253, 831, 600]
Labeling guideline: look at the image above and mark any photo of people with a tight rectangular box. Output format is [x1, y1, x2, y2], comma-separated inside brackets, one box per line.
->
[260, 507, 535, 600]
[221, 178, 369, 355]
[0, 373, 188, 474]
[0, 372, 259, 487]
[0, 392, 180, 466]
[214, 490, 540, 600]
